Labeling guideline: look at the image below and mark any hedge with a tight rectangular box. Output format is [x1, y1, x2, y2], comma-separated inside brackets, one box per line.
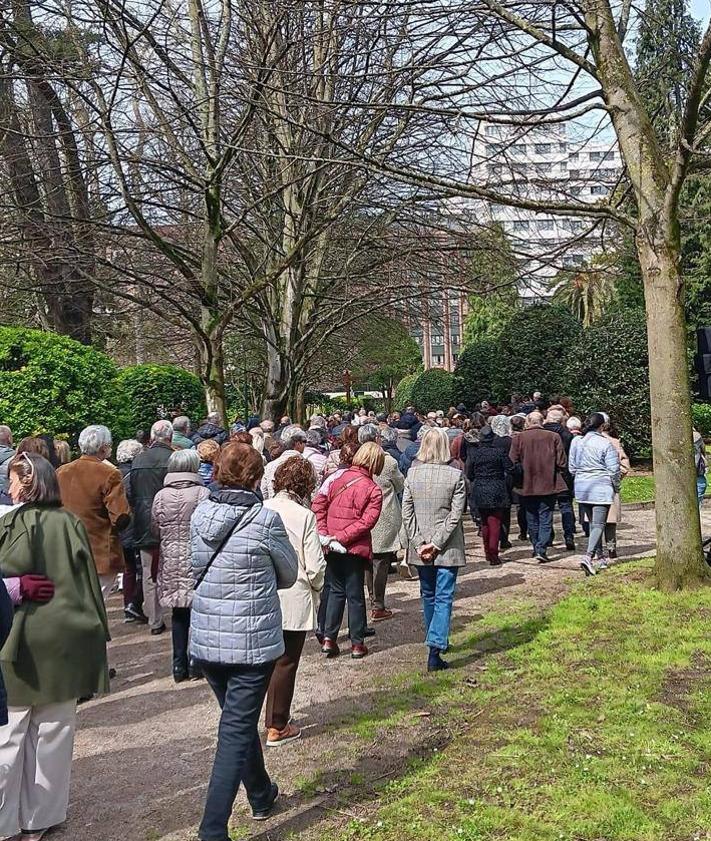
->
[453, 337, 499, 408]
[112, 364, 206, 441]
[0, 327, 117, 443]
[393, 373, 419, 410]
[565, 310, 651, 459]
[692, 403, 711, 438]
[410, 368, 455, 413]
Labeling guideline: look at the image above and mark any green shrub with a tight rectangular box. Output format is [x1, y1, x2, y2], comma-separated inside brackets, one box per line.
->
[393, 373, 419, 410]
[692, 403, 711, 437]
[0, 327, 117, 443]
[410, 368, 455, 413]
[453, 337, 500, 407]
[566, 309, 651, 459]
[113, 364, 206, 441]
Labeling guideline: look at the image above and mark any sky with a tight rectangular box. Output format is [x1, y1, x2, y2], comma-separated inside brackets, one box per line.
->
[691, 0, 710, 23]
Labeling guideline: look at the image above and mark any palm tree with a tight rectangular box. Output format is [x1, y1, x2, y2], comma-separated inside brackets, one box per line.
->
[550, 267, 617, 327]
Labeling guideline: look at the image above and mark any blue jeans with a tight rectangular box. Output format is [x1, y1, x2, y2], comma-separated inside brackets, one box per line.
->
[198, 661, 275, 841]
[555, 491, 576, 539]
[523, 495, 555, 556]
[417, 565, 459, 650]
[697, 476, 707, 508]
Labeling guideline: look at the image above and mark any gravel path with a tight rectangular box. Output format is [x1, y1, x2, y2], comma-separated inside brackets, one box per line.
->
[52, 504, 696, 841]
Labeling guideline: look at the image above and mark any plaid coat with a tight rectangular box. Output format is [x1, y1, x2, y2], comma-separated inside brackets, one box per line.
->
[402, 462, 467, 567]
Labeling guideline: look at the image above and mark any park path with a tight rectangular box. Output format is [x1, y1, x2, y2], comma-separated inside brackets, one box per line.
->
[53, 504, 694, 841]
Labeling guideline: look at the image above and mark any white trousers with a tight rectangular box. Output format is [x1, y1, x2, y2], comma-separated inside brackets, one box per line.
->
[140, 549, 164, 631]
[0, 701, 77, 837]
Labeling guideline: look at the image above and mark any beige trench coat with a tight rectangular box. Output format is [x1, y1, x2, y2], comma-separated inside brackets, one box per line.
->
[603, 433, 631, 524]
[264, 491, 326, 631]
[371, 453, 405, 554]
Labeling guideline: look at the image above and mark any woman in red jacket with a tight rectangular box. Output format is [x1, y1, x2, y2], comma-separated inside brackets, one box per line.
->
[312, 442, 384, 660]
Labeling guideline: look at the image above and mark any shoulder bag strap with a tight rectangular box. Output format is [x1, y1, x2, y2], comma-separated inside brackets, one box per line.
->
[329, 476, 364, 503]
[194, 503, 263, 590]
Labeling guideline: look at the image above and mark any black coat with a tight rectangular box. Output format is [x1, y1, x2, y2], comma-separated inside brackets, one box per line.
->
[543, 423, 574, 490]
[0, 577, 13, 725]
[127, 442, 173, 548]
[382, 442, 404, 472]
[191, 422, 228, 446]
[466, 443, 512, 510]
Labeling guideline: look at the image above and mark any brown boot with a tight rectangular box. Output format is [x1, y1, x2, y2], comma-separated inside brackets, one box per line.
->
[371, 608, 393, 621]
[266, 723, 302, 747]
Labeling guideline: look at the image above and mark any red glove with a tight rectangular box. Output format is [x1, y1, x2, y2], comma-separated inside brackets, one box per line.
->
[19, 574, 55, 603]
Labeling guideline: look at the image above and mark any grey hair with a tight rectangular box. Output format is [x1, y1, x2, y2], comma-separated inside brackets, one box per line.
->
[167, 448, 200, 473]
[260, 420, 274, 433]
[207, 412, 222, 425]
[526, 411, 544, 429]
[282, 424, 307, 449]
[173, 415, 190, 433]
[358, 423, 380, 444]
[305, 428, 323, 447]
[417, 424, 429, 441]
[546, 407, 565, 424]
[151, 419, 174, 442]
[249, 427, 265, 454]
[78, 424, 112, 455]
[116, 439, 143, 463]
[380, 426, 398, 446]
[309, 414, 326, 429]
[0, 425, 11, 445]
[490, 415, 512, 437]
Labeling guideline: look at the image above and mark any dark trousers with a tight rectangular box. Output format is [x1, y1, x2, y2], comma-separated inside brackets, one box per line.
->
[316, 574, 331, 637]
[479, 508, 504, 562]
[516, 502, 527, 538]
[265, 630, 307, 731]
[366, 551, 395, 611]
[554, 491, 576, 540]
[122, 545, 143, 609]
[198, 660, 275, 841]
[172, 607, 191, 673]
[523, 495, 555, 556]
[500, 507, 511, 547]
[324, 552, 367, 645]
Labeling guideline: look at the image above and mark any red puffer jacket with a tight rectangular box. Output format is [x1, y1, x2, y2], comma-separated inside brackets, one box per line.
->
[311, 466, 383, 561]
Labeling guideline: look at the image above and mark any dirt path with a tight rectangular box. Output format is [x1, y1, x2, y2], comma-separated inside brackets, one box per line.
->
[53, 505, 691, 841]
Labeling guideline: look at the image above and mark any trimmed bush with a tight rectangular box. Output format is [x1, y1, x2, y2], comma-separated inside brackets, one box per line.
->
[566, 310, 651, 459]
[453, 337, 500, 408]
[393, 373, 419, 410]
[0, 327, 117, 442]
[692, 403, 711, 437]
[113, 364, 206, 440]
[410, 368, 455, 413]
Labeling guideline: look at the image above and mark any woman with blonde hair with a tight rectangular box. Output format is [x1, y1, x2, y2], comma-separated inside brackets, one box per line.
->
[312, 442, 383, 660]
[250, 426, 266, 462]
[402, 427, 467, 672]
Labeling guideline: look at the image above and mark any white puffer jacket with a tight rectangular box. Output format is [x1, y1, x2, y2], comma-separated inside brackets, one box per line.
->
[189, 488, 298, 665]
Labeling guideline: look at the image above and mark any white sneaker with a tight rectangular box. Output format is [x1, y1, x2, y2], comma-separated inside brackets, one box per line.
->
[580, 555, 596, 576]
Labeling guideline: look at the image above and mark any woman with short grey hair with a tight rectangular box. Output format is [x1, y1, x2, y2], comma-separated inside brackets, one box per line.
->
[77, 424, 112, 458]
[151, 448, 209, 681]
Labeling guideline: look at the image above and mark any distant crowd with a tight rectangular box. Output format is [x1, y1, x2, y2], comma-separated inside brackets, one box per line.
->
[0, 391, 705, 841]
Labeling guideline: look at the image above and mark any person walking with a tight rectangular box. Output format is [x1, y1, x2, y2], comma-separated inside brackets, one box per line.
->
[151, 449, 209, 682]
[569, 413, 621, 576]
[489, 415, 514, 549]
[509, 411, 568, 563]
[191, 412, 229, 446]
[509, 415, 528, 541]
[116, 439, 147, 624]
[56, 425, 131, 597]
[197, 439, 221, 486]
[312, 443, 384, 660]
[402, 428, 466, 672]
[361, 426, 404, 621]
[0, 453, 110, 841]
[261, 426, 312, 499]
[466, 426, 512, 566]
[694, 429, 707, 507]
[543, 407, 577, 551]
[602, 418, 631, 558]
[190, 442, 298, 841]
[127, 420, 174, 635]
[172, 416, 196, 450]
[263, 457, 326, 746]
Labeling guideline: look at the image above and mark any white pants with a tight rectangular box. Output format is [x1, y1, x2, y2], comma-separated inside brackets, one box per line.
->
[0, 701, 77, 836]
[98, 573, 116, 600]
[140, 549, 164, 631]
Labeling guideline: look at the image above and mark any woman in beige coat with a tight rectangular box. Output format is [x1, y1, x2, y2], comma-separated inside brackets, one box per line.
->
[602, 420, 630, 560]
[263, 456, 326, 746]
[151, 449, 209, 682]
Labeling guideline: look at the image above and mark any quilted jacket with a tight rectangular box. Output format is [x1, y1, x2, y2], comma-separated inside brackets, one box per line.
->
[311, 466, 383, 561]
[151, 472, 209, 609]
[189, 488, 298, 665]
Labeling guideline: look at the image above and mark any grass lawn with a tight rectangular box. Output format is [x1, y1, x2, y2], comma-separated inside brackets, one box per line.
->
[329, 562, 711, 841]
[620, 475, 656, 503]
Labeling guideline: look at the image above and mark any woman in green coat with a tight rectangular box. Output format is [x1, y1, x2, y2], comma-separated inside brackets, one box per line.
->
[0, 452, 110, 841]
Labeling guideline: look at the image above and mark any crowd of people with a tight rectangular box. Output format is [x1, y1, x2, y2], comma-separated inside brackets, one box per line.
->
[0, 393, 689, 841]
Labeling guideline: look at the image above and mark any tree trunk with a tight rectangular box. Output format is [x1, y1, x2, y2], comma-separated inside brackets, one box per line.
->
[196, 330, 228, 426]
[637, 231, 710, 590]
[261, 328, 291, 421]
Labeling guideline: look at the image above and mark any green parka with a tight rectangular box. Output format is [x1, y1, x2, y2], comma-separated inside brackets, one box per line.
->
[0, 504, 110, 706]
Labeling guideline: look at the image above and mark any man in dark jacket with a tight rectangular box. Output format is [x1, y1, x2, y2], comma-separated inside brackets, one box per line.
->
[127, 419, 174, 634]
[191, 412, 228, 446]
[510, 412, 568, 563]
[543, 407, 576, 550]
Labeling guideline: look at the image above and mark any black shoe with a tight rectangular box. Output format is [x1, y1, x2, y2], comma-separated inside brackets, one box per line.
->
[188, 659, 204, 680]
[535, 553, 552, 564]
[609, 548, 618, 560]
[78, 694, 95, 704]
[150, 623, 167, 636]
[173, 669, 189, 683]
[252, 783, 279, 821]
[500, 541, 513, 550]
[518, 533, 527, 542]
[364, 626, 376, 638]
[124, 603, 148, 624]
[565, 539, 576, 551]
[108, 667, 117, 679]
